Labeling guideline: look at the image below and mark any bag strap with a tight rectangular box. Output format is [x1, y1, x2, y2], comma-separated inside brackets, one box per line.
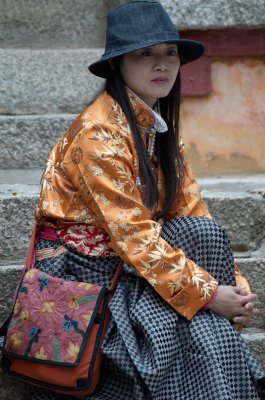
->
[0, 226, 124, 338]
[109, 260, 124, 293]
[25, 223, 38, 269]
[1, 224, 39, 328]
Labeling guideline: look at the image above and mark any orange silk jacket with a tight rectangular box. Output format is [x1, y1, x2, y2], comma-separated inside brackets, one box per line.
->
[35, 90, 249, 320]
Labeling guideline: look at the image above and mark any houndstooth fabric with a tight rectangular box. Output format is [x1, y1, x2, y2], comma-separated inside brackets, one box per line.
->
[27, 217, 265, 400]
[35, 238, 120, 288]
[161, 216, 236, 285]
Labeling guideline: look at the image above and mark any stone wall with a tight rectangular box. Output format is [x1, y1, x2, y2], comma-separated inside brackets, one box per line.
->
[108, 0, 265, 28]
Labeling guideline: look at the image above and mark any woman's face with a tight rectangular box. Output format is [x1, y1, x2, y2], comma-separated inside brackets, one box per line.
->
[120, 43, 180, 107]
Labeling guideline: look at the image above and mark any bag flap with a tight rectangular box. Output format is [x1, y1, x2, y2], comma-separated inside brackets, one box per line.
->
[3, 268, 107, 366]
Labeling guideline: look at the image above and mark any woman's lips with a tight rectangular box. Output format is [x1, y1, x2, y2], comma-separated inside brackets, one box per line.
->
[151, 77, 169, 83]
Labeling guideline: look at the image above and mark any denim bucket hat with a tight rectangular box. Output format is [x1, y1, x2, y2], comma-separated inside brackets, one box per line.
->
[89, 0, 204, 78]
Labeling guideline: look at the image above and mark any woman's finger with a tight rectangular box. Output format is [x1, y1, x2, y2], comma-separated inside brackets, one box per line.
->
[233, 315, 250, 326]
[244, 302, 254, 311]
[239, 293, 257, 306]
[235, 285, 246, 293]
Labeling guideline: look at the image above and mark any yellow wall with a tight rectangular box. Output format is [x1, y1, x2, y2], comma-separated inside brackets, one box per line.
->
[181, 57, 265, 176]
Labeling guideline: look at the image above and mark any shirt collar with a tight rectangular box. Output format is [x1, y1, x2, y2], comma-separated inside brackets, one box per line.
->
[126, 88, 168, 133]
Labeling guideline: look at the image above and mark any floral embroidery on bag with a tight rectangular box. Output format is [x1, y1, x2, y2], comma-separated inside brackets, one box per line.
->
[9, 332, 23, 351]
[67, 342, 80, 362]
[63, 315, 84, 336]
[35, 345, 48, 360]
[38, 274, 49, 291]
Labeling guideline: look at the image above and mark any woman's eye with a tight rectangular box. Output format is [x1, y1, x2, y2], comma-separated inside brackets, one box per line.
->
[142, 51, 153, 56]
[168, 49, 178, 56]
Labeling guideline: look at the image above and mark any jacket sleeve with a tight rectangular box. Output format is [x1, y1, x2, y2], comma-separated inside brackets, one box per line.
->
[63, 124, 218, 320]
[234, 264, 251, 293]
[164, 142, 252, 293]
[164, 143, 211, 221]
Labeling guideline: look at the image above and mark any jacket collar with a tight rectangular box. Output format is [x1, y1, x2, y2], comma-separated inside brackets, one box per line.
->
[127, 88, 168, 133]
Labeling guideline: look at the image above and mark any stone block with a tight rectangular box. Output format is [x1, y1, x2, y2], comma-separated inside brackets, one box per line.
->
[108, 0, 265, 29]
[0, 185, 264, 263]
[0, 265, 23, 324]
[242, 328, 265, 370]
[0, 115, 76, 169]
[0, 257, 263, 330]
[0, 0, 108, 48]
[235, 257, 265, 329]
[0, 170, 42, 185]
[1, 0, 263, 54]
[204, 192, 265, 252]
[0, 49, 104, 115]
[160, 0, 265, 29]
[0, 188, 37, 263]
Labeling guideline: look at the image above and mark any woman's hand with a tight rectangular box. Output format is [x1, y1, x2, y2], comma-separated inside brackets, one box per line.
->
[207, 285, 259, 330]
[232, 285, 260, 332]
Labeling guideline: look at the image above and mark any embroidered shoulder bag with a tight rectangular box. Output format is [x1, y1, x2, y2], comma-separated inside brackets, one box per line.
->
[0, 225, 123, 397]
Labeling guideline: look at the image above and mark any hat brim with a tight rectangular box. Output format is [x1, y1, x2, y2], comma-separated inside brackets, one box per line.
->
[88, 39, 204, 79]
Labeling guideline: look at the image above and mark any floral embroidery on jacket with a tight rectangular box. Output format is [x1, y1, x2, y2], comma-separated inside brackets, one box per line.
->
[35, 90, 248, 320]
[57, 224, 115, 256]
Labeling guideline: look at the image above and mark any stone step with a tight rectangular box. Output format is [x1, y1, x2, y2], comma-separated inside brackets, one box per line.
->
[242, 328, 265, 370]
[0, 261, 264, 329]
[113, 0, 265, 30]
[0, 0, 109, 49]
[0, 257, 264, 329]
[0, 47, 209, 115]
[0, 49, 103, 115]
[203, 190, 265, 253]
[2, 112, 265, 177]
[0, 177, 264, 263]
[1, 116, 265, 179]
[0, 0, 263, 52]
[0, 265, 22, 325]
[0, 327, 264, 400]
[236, 257, 265, 329]
[0, 115, 76, 169]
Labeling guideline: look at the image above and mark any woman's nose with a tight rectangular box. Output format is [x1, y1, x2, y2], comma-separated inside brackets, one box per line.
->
[154, 55, 168, 70]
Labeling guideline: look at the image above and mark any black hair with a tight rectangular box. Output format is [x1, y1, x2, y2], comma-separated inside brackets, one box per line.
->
[105, 56, 184, 220]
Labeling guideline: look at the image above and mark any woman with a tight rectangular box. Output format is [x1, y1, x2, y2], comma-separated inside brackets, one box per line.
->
[31, 0, 265, 398]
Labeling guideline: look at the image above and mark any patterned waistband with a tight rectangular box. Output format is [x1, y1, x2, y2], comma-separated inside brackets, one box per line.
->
[35, 245, 69, 261]
[35, 225, 115, 261]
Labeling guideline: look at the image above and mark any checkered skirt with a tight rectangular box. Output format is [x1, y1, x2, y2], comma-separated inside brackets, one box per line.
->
[28, 217, 265, 400]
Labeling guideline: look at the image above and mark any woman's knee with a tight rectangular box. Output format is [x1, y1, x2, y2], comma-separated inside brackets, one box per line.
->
[191, 217, 226, 240]
[162, 217, 229, 248]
